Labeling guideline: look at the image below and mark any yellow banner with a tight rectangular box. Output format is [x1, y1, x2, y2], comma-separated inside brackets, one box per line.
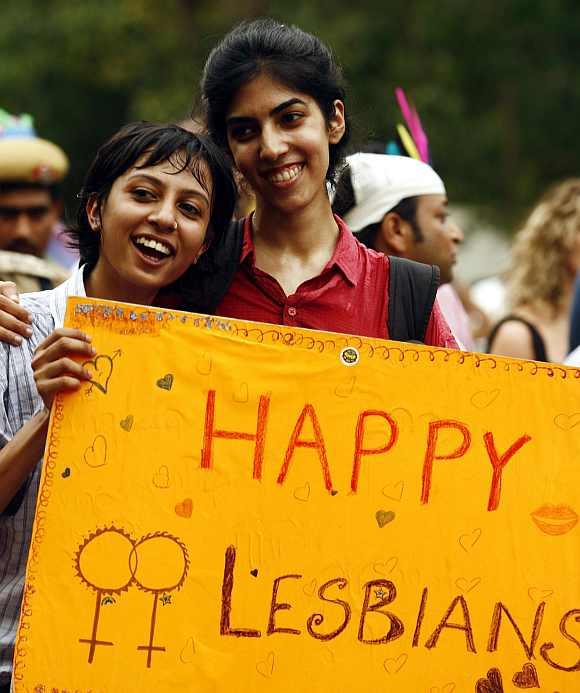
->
[14, 297, 580, 692]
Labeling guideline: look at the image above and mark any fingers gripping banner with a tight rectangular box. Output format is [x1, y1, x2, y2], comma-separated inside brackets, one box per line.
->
[14, 297, 580, 692]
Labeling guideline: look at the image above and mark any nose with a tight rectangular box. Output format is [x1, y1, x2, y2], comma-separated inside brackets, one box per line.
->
[448, 218, 464, 245]
[148, 198, 177, 232]
[13, 213, 34, 242]
[259, 123, 288, 161]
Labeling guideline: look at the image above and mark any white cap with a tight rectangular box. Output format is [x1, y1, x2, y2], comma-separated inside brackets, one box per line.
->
[342, 153, 446, 232]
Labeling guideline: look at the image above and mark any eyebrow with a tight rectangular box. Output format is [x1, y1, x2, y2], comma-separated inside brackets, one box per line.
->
[126, 173, 210, 205]
[226, 98, 308, 128]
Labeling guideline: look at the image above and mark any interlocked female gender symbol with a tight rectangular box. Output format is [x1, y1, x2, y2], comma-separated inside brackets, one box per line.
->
[75, 527, 189, 667]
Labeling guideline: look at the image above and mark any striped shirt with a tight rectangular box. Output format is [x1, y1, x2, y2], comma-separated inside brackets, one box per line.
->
[0, 267, 85, 684]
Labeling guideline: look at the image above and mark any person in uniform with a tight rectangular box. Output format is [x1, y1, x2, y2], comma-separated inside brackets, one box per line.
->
[0, 109, 70, 292]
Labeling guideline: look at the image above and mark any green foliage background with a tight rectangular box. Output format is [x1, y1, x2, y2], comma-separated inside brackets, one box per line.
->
[2, 0, 579, 229]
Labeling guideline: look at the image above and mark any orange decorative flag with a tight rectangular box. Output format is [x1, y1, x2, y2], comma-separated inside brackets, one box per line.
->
[14, 297, 580, 692]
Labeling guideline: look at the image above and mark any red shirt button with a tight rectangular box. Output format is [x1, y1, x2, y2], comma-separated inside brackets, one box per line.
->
[287, 306, 297, 317]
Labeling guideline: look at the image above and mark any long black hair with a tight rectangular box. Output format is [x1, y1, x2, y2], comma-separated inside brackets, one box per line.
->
[201, 18, 351, 183]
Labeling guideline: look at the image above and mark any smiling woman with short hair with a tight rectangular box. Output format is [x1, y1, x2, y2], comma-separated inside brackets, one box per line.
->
[0, 121, 236, 691]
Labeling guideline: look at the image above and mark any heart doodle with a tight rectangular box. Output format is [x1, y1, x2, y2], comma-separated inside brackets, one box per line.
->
[382, 481, 404, 501]
[196, 354, 212, 375]
[175, 498, 193, 518]
[120, 415, 134, 432]
[233, 382, 249, 403]
[256, 651, 275, 678]
[321, 647, 334, 665]
[250, 569, 258, 578]
[153, 465, 170, 489]
[459, 528, 482, 552]
[156, 373, 174, 391]
[293, 483, 310, 502]
[383, 653, 408, 674]
[430, 684, 456, 693]
[527, 586, 554, 602]
[375, 510, 395, 528]
[512, 662, 539, 688]
[179, 636, 196, 664]
[475, 667, 504, 692]
[334, 376, 356, 398]
[83, 435, 107, 468]
[553, 412, 580, 431]
[455, 576, 482, 593]
[303, 578, 317, 596]
[373, 557, 398, 575]
[470, 389, 500, 409]
[82, 355, 113, 394]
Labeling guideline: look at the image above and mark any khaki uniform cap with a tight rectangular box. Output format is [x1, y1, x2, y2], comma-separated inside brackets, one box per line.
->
[0, 137, 69, 184]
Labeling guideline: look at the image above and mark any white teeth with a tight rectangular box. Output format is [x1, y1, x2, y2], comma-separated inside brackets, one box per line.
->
[269, 165, 302, 183]
[134, 237, 172, 256]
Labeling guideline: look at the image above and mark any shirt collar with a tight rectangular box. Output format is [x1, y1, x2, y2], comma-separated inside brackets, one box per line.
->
[48, 263, 87, 328]
[239, 214, 362, 286]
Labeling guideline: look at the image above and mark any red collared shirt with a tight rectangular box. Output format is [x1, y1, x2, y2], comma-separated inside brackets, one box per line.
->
[215, 215, 458, 348]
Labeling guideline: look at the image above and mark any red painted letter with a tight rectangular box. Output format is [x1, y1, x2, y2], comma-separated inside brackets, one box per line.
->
[484, 432, 531, 511]
[277, 403, 333, 491]
[421, 420, 471, 504]
[351, 410, 398, 492]
[201, 390, 270, 479]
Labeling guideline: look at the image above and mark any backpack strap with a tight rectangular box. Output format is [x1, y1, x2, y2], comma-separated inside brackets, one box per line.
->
[387, 256, 440, 343]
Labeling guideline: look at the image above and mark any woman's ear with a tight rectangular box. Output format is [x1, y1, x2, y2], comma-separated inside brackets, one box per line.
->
[328, 100, 346, 144]
[85, 194, 101, 232]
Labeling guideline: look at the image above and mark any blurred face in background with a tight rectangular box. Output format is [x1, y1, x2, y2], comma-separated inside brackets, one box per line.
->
[0, 187, 60, 257]
[409, 195, 463, 284]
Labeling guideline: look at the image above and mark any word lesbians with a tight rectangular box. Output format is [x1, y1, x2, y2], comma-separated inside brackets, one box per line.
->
[201, 390, 531, 511]
[220, 546, 580, 673]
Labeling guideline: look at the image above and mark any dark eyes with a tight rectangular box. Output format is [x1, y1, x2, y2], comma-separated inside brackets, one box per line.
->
[228, 111, 305, 142]
[281, 111, 303, 125]
[130, 188, 202, 218]
[131, 188, 155, 201]
[179, 202, 202, 218]
[229, 125, 256, 142]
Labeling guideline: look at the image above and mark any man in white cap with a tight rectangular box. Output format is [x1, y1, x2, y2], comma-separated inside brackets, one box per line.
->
[332, 153, 463, 286]
[0, 109, 71, 293]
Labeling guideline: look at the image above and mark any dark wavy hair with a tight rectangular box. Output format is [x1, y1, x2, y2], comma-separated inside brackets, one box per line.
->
[200, 18, 351, 183]
[69, 121, 237, 301]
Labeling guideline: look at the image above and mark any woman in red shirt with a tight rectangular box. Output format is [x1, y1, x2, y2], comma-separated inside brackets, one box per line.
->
[199, 19, 456, 346]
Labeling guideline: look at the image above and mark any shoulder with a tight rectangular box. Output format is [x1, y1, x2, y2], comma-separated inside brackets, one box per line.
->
[0, 250, 68, 282]
[488, 316, 536, 359]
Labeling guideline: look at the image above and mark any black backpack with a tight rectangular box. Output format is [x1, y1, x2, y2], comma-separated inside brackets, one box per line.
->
[189, 219, 440, 343]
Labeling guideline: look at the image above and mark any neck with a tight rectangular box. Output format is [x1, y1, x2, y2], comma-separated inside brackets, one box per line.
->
[252, 191, 339, 258]
[84, 263, 158, 307]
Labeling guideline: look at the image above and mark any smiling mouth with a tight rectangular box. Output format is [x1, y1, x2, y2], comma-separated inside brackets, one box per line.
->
[132, 236, 174, 263]
[266, 164, 304, 185]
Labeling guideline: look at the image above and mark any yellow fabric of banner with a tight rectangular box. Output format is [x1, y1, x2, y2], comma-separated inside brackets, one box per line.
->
[14, 297, 580, 692]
